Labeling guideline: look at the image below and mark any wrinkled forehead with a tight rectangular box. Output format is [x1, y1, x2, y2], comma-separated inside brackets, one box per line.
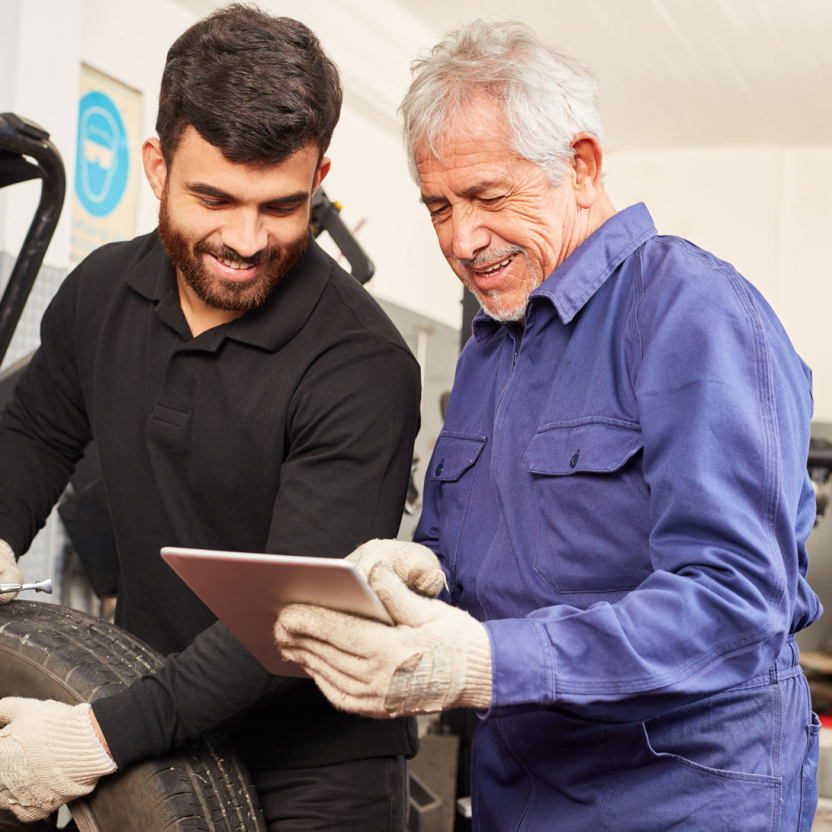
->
[413, 97, 517, 180]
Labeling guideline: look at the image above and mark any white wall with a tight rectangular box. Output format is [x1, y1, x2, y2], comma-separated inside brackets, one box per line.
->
[0, 0, 82, 266]
[604, 143, 832, 422]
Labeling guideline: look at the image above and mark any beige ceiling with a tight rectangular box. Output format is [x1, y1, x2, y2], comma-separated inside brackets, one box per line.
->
[173, 0, 832, 151]
[393, 0, 832, 150]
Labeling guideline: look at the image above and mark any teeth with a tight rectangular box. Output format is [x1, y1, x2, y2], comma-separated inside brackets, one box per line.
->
[220, 257, 253, 270]
[481, 257, 511, 274]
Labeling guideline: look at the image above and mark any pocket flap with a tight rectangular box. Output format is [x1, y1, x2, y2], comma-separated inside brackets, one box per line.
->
[430, 432, 487, 482]
[526, 420, 642, 476]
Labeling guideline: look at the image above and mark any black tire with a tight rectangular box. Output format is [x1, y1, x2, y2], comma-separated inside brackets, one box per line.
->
[0, 600, 266, 831]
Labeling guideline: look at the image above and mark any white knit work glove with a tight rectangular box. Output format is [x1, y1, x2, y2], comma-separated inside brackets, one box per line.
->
[275, 564, 492, 718]
[0, 698, 117, 822]
[0, 541, 23, 605]
[346, 539, 447, 599]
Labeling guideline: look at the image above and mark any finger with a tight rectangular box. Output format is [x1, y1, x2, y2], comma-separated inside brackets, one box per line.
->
[368, 566, 437, 627]
[313, 671, 391, 719]
[0, 590, 18, 605]
[0, 697, 28, 725]
[345, 539, 384, 578]
[277, 604, 355, 645]
[278, 630, 378, 685]
[409, 567, 447, 598]
[278, 604, 390, 654]
[280, 643, 390, 718]
[400, 544, 447, 597]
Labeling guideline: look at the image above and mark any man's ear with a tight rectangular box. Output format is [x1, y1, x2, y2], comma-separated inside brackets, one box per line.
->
[570, 133, 603, 210]
[142, 138, 168, 200]
[313, 157, 331, 193]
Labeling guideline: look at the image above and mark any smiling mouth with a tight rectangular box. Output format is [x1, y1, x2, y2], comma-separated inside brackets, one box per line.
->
[474, 256, 514, 276]
[218, 256, 254, 270]
[204, 251, 265, 281]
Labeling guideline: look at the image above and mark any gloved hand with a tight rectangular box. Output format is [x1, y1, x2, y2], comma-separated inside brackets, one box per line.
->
[0, 698, 117, 822]
[346, 539, 446, 598]
[275, 564, 492, 718]
[0, 540, 23, 605]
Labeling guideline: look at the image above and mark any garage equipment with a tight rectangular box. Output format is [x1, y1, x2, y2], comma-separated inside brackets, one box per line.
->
[310, 187, 374, 284]
[0, 112, 65, 365]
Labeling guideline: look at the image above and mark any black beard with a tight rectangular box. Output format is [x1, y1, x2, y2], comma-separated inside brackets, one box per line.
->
[157, 190, 308, 314]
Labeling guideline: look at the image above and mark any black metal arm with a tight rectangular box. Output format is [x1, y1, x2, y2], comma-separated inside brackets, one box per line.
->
[311, 188, 375, 285]
[0, 113, 66, 365]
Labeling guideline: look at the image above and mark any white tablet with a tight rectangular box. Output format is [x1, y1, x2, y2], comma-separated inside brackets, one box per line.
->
[161, 546, 394, 677]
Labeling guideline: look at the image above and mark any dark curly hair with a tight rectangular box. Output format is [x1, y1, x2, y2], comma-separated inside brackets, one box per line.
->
[156, 4, 342, 166]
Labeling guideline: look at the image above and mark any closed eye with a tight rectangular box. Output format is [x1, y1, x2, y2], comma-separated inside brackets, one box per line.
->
[266, 203, 302, 216]
[198, 198, 228, 209]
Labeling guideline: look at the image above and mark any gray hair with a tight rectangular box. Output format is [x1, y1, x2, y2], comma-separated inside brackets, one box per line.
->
[400, 20, 603, 185]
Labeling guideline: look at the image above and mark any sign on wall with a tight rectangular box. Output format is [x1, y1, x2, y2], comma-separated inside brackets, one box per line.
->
[70, 65, 143, 264]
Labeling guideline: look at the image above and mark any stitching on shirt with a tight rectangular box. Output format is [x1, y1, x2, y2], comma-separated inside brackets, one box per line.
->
[654, 238, 785, 603]
[555, 627, 779, 695]
[599, 726, 618, 832]
[631, 245, 645, 376]
[325, 280, 422, 375]
[326, 279, 386, 348]
[531, 618, 557, 702]
[491, 717, 538, 828]
[722, 269, 787, 620]
[534, 416, 641, 432]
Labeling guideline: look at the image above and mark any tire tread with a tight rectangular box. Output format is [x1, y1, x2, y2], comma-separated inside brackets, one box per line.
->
[0, 601, 265, 831]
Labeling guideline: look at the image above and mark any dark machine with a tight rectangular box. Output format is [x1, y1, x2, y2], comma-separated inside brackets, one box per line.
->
[0, 113, 65, 364]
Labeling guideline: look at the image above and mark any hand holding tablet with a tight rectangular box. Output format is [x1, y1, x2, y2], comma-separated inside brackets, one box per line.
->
[161, 547, 394, 677]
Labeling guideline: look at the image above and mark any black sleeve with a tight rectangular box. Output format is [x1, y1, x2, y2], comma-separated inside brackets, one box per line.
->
[0, 269, 91, 556]
[93, 342, 422, 767]
[93, 622, 295, 767]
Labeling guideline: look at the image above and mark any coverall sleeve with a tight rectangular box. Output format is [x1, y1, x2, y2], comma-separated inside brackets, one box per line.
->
[482, 259, 815, 722]
[93, 342, 422, 766]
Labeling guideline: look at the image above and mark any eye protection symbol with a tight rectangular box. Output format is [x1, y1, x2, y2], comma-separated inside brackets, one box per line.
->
[75, 91, 129, 217]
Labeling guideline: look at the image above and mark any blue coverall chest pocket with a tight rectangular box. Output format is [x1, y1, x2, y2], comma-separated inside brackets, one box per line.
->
[430, 432, 487, 567]
[525, 419, 652, 594]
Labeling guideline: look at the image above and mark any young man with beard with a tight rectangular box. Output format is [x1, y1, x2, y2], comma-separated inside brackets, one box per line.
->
[0, 6, 420, 829]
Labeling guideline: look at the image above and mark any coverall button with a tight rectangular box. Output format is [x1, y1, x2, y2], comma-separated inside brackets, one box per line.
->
[435, 461, 444, 476]
[569, 452, 580, 468]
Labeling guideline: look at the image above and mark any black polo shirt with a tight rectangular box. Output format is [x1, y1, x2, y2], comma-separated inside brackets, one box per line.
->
[0, 232, 421, 769]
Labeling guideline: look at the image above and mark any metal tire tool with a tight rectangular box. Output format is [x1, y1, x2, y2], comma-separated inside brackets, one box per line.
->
[0, 579, 53, 594]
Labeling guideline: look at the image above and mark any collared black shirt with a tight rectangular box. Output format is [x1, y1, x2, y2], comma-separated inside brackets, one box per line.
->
[0, 232, 421, 769]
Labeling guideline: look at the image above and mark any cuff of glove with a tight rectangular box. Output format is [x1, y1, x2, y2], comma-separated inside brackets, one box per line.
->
[66, 705, 118, 782]
[458, 623, 493, 711]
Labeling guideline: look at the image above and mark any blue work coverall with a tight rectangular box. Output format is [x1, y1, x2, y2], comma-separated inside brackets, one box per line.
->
[415, 204, 821, 831]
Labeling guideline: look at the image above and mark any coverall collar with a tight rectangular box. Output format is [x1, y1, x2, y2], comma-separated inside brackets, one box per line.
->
[472, 203, 657, 345]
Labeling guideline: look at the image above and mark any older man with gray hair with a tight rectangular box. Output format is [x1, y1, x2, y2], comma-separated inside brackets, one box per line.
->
[277, 20, 821, 831]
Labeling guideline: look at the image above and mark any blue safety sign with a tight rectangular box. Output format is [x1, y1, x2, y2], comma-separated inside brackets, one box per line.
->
[75, 91, 129, 217]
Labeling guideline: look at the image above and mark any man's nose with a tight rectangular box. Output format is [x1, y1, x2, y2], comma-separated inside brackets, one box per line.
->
[222, 209, 268, 258]
[451, 209, 489, 262]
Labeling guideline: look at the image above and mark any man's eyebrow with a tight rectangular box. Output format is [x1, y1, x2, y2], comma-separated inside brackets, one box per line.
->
[419, 181, 503, 205]
[187, 182, 310, 205]
[461, 180, 501, 197]
[188, 183, 235, 201]
[263, 191, 310, 206]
